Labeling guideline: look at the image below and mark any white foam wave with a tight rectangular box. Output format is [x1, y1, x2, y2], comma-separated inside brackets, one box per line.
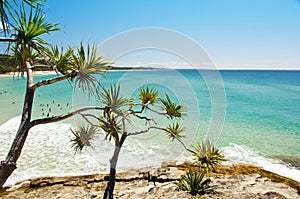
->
[0, 116, 180, 187]
[0, 116, 102, 187]
[0, 115, 21, 132]
[2, 117, 299, 187]
[222, 143, 300, 182]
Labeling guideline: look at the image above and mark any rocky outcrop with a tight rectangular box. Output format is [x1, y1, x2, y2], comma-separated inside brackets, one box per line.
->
[0, 163, 299, 199]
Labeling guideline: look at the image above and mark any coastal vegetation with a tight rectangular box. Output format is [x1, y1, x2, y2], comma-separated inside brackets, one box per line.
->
[174, 169, 213, 195]
[1, 163, 299, 198]
[70, 84, 186, 198]
[0, 53, 155, 74]
[0, 55, 18, 73]
[193, 140, 226, 172]
[173, 140, 226, 196]
[0, 1, 187, 199]
[0, 0, 112, 189]
[1, 1, 298, 199]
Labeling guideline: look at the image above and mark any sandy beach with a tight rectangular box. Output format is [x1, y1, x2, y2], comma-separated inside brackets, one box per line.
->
[1, 162, 299, 199]
[0, 71, 57, 77]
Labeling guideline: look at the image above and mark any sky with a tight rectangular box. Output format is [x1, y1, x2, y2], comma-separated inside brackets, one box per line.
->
[10, 1, 300, 69]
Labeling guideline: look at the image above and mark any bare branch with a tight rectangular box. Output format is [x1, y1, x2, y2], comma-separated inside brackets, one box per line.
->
[30, 106, 105, 127]
[146, 106, 166, 116]
[0, 37, 17, 42]
[167, 130, 196, 154]
[80, 113, 101, 122]
[128, 109, 157, 125]
[128, 126, 195, 154]
[128, 126, 164, 136]
[79, 113, 102, 128]
[30, 70, 78, 90]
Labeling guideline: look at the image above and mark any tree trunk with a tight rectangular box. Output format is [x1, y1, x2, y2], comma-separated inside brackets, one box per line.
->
[0, 63, 35, 189]
[103, 145, 121, 199]
[0, 124, 31, 188]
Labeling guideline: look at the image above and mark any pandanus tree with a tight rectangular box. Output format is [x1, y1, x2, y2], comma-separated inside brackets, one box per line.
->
[0, 3, 112, 188]
[70, 84, 189, 199]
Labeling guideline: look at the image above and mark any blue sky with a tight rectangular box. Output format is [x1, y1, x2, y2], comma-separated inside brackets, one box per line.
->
[25, 1, 300, 69]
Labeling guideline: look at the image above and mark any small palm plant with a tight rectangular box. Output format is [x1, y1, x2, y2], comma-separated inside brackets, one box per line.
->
[70, 84, 188, 199]
[139, 86, 158, 106]
[70, 124, 97, 153]
[165, 122, 185, 141]
[160, 94, 185, 118]
[174, 168, 213, 195]
[193, 140, 226, 171]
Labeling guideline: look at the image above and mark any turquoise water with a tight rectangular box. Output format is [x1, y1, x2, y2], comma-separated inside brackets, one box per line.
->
[0, 70, 299, 185]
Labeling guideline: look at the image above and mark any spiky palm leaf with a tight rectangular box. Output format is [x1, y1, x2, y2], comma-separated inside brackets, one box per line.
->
[174, 169, 213, 195]
[100, 84, 129, 115]
[0, 0, 43, 35]
[11, 4, 60, 50]
[45, 45, 74, 75]
[193, 140, 226, 171]
[10, 46, 39, 64]
[99, 111, 122, 141]
[160, 94, 185, 118]
[73, 43, 113, 96]
[9, 4, 59, 73]
[70, 124, 97, 153]
[0, 0, 10, 35]
[164, 122, 185, 141]
[139, 86, 158, 106]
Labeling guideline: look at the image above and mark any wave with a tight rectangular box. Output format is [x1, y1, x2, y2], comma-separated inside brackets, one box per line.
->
[222, 143, 300, 182]
[0, 116, 102, 187]
[1, 116, 299, 187]
[0, 116, 175, 187]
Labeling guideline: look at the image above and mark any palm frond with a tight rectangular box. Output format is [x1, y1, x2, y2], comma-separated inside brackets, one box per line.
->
[174, 168, 213, 195]
[70, 124, 97, 153]
[1, 0, 44, 35]
[100, 84, 129, 114]
[45, 45, 74, 75]
[9, 3, 59, 72]
[193, 140, 226, 171]
[99, 111, 122, 141]
[139, 86, 158, 106]
[73, 43, 113, 96]
[164, 122, 185, 141]
[160, 94, 185, 119]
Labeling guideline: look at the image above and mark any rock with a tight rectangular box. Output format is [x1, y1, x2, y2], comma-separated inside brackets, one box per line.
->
[263, 191, 287, 199]
[0, 163, 299, 199]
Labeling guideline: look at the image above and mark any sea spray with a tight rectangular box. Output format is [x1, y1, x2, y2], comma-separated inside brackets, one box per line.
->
[222, 143, 300, 182]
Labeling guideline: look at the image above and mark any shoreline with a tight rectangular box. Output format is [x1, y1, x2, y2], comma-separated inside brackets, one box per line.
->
[1, 162, 299, 198]
[0, 71, 57, 77]
[1, 68, 300, 77]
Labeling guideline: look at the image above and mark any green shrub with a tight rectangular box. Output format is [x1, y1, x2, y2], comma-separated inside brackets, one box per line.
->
[0, 65, 6, 73]
[174, 169, 213, 195]
[193, 140, 226, 171]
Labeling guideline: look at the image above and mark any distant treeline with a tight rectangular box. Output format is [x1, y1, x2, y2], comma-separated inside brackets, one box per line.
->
[0, 54, 18, 74]
[0, 54, 156, 74]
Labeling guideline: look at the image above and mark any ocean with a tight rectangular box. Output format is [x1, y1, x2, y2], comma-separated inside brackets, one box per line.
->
[0, 70, 299, 186]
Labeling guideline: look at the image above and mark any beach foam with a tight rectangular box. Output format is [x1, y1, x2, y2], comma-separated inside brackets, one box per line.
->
[222, 143, 300, 182]
[0, 116, 175, 186]
[1, 116, 299, 187]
